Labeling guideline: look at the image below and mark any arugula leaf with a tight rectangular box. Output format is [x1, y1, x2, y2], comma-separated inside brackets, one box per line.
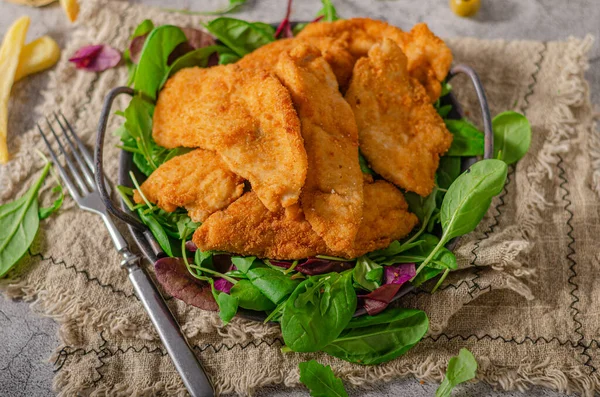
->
[230, 279, 276, 311]
[445, 119, 484, 157]
[0, 162, 51, 277]
[316, 0, 340, 22]
[436, 349, 478, 397]
[246, 267, 301, 304]
[323, 307, 429, 365]
[134, 25, 187, 100]
[138, 209, 173, 257]
[39, 184, 64, 220]
[281, 272, 356, 352]
[298, 360, 348, 397]
[204, 17, 274, 57]
[492, 111, 531, 165]
[415, 160, 507, 277]
[353, 256, 382, 291]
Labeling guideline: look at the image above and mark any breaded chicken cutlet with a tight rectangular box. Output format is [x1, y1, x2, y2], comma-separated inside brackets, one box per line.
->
[274, 44, 364, 253]
[193, 181, 417, 259]
[133, 149, 244, 222]
[297, 19, 452, 102]
[152, 65, 307, 212]
[345, 39, 453, 196]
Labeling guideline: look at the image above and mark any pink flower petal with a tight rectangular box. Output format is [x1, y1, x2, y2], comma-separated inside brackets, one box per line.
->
[69, 44, 121, 72]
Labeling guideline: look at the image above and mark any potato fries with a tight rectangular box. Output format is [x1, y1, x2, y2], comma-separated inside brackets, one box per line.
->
[14, 36, 60, 82]
[0, 16, 30, 164]
[4, 0, 56, 6]
[60, 0, 79, 23]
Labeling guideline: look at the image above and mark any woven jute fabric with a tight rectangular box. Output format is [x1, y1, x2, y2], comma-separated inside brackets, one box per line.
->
[1, 0, 599, 395]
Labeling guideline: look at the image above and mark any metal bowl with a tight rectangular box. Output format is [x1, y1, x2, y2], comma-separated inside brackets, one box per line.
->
[95, 64, 493, 322]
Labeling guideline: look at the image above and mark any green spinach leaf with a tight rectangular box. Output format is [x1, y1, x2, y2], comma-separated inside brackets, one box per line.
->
[231, 256, 257, 273]
[298, 360, 348, 397]
[323, 307, 429, 365]
[445, 119, 484, 157]
[281, 272, 356, 352]
[204, 17, 274, 57]
[160, 45, 231, 88]
[436, 348, 478, 397]
[316, 0, 340, 22]
[492, 111, 531, 165]
[0, 162, 51, 277]
[123, 96, 156, 171]
[353, 256, 382, 291]
[131, 19, 154, 38]
[415, 159, 507, 276]
[134, 25, 187, 100]
[246, 267, 301, 304]
[216, 291, 239, 325]
[437, 156, 461, 190]
[358, 151, 374, 175]
[230, 279, 276, 311]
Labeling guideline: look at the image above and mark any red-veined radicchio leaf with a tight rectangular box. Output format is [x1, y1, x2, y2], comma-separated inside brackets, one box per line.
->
[270, 257, 354, 275]
[214, 278, 233, 294]
[274, 0, 294, 38]
[385, 263, 416, 284]
[358, 264, 416, 315]
[154, 257, 217, 311]
[185, 240, 197, 253]
[69, 44, 121, 72]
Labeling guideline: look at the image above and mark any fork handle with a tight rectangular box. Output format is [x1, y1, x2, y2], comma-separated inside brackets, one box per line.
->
[122, 254, 215, 397]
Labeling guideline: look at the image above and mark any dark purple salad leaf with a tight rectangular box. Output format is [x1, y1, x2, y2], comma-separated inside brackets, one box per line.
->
[274, 0, 294, 38]
[128, 34, 148, 64]
[385, 263, 416, 285]
[296, 258, 354, 275]
[129, 27, 216, 65]
[180, 27, 217, 49]
[358, 284, 401, 316]
[185, 240, 198, 253]
[214, 278, 233, 294]
[154, 257, 218, 311]
[69, 44, 121, 71]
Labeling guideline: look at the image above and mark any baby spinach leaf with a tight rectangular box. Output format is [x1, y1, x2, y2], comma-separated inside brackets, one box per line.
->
[281, 272, 356, 352]
[492, 111, 531, 165]
[316, 0, 340, 22]
[445, 119, 484, 157]
[230, 279, 276, 311]
[124, 96, 156, 171]
[323, 308, 429, 365]
[358, 151, 374, 175]
[437, 156, 461, 190]
[131, 19, 154, 39]
[219, 52, 240, 64]
[436, 348, 478, 397]
[160, 45, 231, 88]
[0, 162, 51, 277]
[205, 17, 274, 57]
[404, 186, 438, 245]
[437, 104, 452, 118]
[298, 360, 348, 397]
[134, 25, 187, 100]
[353, 256, 382, 291]
[138, 209, 173, 257]
[39, 184, 64, 220]
[195, 249, 214, 269]
[216, 291, 238, 325]
[415, 160, 507, 276]
[231, 256, 257, 273]
[247, 267, 301, 304]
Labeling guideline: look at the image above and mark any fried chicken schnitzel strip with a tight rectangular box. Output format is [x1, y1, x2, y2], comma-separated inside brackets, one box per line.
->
[297, 19, 452, 101]
[152, 65, 307, 212]
[236, 35, 356, 90]
[193, 181, 417, 259]
[274, 44, 363, 252]
[345, 39, 452, 197]
[133, 149, 244, 222]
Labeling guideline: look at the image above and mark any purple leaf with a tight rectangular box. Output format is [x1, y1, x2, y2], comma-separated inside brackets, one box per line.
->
[214, 278, 233, 294]
[154, 257, 218, 311]
[269, 257, 355, 275]
[128, 34, 148, 64]
[358, 284, 401, 316]
[274, 0, 294, 38]
[185, 240, 197, 253]
[69, 45, 121, 72]
[180, 27, 216, 49]
[385, 263, 416, 285]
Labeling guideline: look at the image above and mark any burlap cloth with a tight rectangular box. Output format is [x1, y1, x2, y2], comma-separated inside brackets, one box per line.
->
[1, 0, 599, 395]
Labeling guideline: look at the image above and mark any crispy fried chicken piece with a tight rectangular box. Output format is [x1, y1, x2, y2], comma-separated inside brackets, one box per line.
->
[193, 192, 331, 259]
[297, 19, 452, 101]
[193, 181, 417, 260]
[133, 149, 244, 222]
[345, 39, 453, 196]
[274, 44, 363, 252]
[236, 35, 356, 90]
[152, 65, 307, 212]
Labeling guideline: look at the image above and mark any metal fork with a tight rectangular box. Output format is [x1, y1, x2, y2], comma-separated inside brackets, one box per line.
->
[38, 113, 214, 397]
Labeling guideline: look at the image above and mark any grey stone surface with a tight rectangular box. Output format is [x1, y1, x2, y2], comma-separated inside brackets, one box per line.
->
[0, 1, 598, 396]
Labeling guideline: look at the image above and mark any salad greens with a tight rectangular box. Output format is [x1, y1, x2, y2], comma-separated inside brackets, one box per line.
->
[436, 348, 478, 397]
[115, 0, 532, 370]
[298, 360, 348, 397]
[0, 159, 63, 277]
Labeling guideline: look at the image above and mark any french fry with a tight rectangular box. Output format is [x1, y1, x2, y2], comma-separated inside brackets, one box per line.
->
[14, 36, 61, 82]
[59, 0, 79, 23]
[3, 0, 56, 6]
[0, 16, 30, 164]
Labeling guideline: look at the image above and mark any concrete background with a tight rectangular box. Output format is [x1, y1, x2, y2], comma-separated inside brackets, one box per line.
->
[1, 0, 599, 396]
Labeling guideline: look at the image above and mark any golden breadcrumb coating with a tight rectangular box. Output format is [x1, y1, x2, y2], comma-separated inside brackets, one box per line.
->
[345, 39, 453, 196]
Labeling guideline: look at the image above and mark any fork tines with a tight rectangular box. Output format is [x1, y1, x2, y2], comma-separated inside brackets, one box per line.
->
[37, 113, 96, 200]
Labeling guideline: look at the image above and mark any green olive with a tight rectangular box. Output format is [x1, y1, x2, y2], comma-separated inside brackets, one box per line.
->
[449, 0, 481, 17]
